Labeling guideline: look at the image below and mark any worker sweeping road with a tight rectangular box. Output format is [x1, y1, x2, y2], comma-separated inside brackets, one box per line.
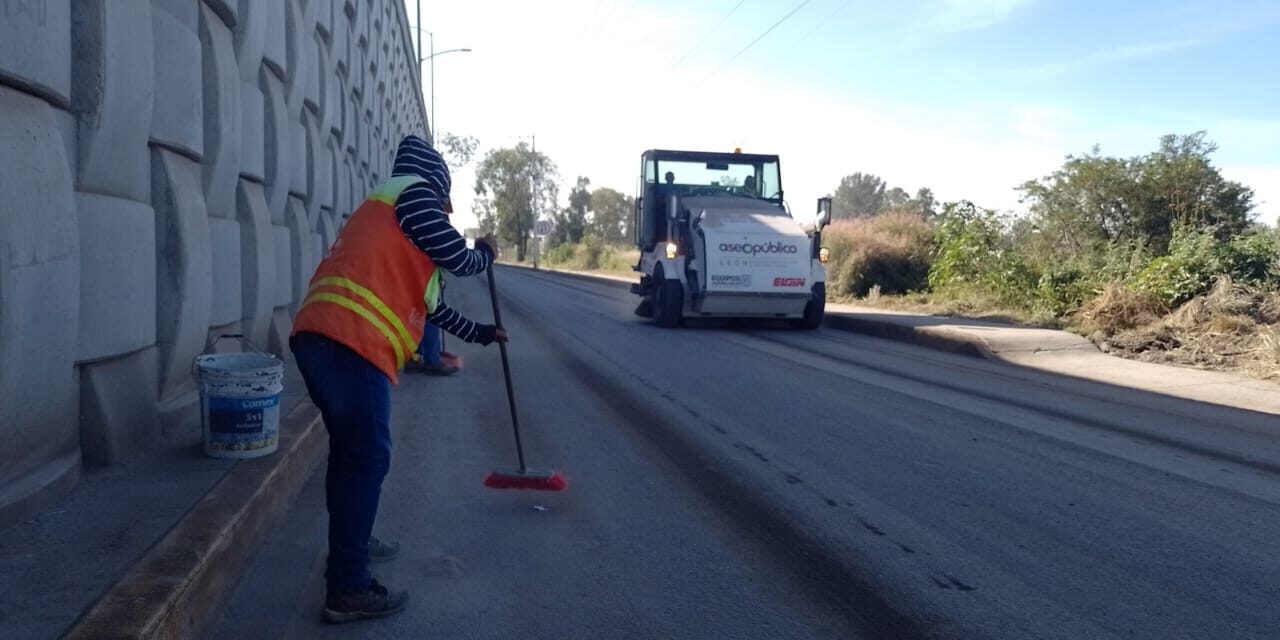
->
[289, 134, 506, 624]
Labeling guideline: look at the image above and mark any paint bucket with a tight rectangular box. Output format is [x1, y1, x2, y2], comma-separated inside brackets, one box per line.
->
[192, 335, 285, 459]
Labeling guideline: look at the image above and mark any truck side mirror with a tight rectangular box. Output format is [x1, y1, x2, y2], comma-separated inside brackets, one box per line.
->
[816, 197, 833, 229]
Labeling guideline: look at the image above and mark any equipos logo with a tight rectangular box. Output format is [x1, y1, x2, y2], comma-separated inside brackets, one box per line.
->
[718, 241, 799, 256]
[773, 277, 806, 287]
[711, 274, 752, 287]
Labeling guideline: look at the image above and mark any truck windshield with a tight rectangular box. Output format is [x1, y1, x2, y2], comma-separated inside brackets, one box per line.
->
[655, 158, 781, 201]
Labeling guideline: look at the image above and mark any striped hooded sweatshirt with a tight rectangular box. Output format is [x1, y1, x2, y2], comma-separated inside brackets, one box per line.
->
[390, 135, 496, 344]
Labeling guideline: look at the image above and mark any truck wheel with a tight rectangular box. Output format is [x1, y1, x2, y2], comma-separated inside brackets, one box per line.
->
[653, 266, 683, 328]
[796, 282, 825, 330]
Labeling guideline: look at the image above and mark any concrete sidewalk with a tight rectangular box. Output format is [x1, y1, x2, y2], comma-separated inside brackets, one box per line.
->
[13, 264, 1277, 640]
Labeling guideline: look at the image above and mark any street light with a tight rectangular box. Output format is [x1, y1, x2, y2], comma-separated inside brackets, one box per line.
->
[409, 24, 471, 141]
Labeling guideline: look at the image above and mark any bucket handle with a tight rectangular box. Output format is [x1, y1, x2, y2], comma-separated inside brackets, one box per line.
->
[191, 334, 277, 378]
[202, 333, 270, 356]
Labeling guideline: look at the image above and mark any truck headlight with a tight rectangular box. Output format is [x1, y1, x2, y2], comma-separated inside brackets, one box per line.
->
[819, 247, 830, 264]
[666, 242, 678, 259]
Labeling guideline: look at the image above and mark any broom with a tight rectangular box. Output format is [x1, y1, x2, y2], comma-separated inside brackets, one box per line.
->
[482, 267, 568, 491]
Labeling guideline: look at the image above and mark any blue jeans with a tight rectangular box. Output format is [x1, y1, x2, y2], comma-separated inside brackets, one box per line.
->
[418, 321, 442, 365]
[289, 332, 391, 593]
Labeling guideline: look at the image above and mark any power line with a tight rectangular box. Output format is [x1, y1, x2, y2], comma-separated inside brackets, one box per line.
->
[701, 0, 812, 83]
[798, 0, 852, 41]
[670, 0, 747, 70]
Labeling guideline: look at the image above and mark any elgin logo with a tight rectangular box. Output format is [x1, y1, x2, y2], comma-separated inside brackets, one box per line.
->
[773, 277, 806, 287]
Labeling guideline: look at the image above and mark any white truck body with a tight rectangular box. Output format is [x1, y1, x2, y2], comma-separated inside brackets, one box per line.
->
[632, 149, 831, 328]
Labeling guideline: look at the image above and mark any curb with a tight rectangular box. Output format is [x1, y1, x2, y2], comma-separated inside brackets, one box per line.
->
[499, 263, 997, 360]
[63, 401, 326, 640]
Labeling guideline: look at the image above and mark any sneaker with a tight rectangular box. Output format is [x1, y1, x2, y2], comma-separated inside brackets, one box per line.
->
[419, 361, 459, 376]
[368, 536, 400, 563]
[440, 352, 463, 369]
[322, 579, 409, 624]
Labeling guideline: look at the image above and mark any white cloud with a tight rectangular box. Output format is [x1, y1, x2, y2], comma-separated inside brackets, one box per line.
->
[927, 0, 1036, 33]
[1022, 38, 1202, 78]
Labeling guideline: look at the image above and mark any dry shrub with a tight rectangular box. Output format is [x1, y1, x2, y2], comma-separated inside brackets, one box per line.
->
[1251, 326, 1280, 379]
[824, 212, 933, 298]
[1072, 284, 1166, 339]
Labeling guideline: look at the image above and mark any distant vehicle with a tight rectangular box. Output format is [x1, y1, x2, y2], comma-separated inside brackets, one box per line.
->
[630, 148, 832, 328]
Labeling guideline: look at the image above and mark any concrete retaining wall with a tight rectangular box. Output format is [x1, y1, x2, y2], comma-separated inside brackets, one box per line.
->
[0, 0, 428, 525]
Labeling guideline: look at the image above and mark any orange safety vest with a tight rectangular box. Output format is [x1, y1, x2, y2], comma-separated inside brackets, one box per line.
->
[293, 176, 444, 384]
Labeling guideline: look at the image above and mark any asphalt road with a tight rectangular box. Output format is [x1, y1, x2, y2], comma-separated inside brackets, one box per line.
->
[207, 266, 1280, 640]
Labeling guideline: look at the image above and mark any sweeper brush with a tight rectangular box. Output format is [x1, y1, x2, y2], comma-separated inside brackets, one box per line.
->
[482, 267, 567, 492]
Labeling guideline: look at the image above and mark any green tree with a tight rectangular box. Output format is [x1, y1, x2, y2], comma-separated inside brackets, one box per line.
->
[910, 187, 937, 217]
[1018, 131, 1255, 261]
[548, 177, 590, 246]
[832, 172, 887, 219]
[438, 132, 479, 169]
[473, 142, 559, 261]
[588, 187, 634, 244]
[885, 187, 910, 209]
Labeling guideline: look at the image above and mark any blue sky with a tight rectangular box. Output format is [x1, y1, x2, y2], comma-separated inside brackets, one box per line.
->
[408, 0, 1280, 227]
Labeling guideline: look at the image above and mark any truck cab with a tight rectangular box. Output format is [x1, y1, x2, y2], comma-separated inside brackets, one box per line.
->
[631, 149, 832, 328]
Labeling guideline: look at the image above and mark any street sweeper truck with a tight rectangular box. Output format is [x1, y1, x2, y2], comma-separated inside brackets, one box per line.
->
[630, 148, 832, 328]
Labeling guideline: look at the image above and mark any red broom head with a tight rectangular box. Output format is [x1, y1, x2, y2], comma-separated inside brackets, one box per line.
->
[483, 468, 568, 491]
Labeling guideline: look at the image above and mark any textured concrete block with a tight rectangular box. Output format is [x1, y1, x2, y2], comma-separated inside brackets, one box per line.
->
[236, 180, 276, 345]
[284, 0, 310, 116]
[324, 52, 342, 138]
[79, 348, 162, 466]
[75, 193, 158, 362]
[152, 0, 196, 29]
[304, 32, 322, 116]
[0, 0, 72, 106]
[311, 230, 324, 264]
[331, 81, 346, 147]
[201, 2, 241, 218]
[261, 70, 290, 224]
[289, 118, 309, 198]
[312, 136, 334, 212]
[0, 87, 81, 524]
[54, 105, 78, 180]
[262, 0, 287, 78]
[73, 0, 155, 201]
[150, 6, 203, 159]
[266, 305, 293, 360]
[240, 81, 265, 181]
[316, 207, 339, 255]
[347, 159, 361, 215]
[208, 217, 242, 325]
[349, 37, 365, 100]
[203, 0, 236, 27]
[302, 113, 324, 223]
[232, 0, 266, 79]
[331, 1, 350, 77]
[273, 225, 292, 307]
[334, 152, 351, 217]
[314, 0, 332, 41]
[345, 94, 358, 155]
[285, 196, 315, 306]
[152, 148, 213, 403]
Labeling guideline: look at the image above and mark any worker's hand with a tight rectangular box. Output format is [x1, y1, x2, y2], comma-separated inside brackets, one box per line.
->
[477, 233, 498, 255]
[494, 327, 509, 343]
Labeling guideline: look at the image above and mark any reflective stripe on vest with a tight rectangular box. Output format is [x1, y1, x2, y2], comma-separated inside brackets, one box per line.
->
[301, 276, 420, 370]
